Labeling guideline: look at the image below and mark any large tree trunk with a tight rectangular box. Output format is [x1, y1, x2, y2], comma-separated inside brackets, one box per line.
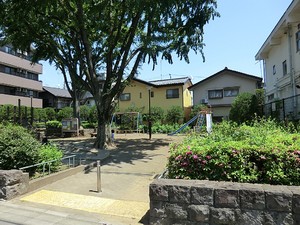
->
[93, 97, 113, 150]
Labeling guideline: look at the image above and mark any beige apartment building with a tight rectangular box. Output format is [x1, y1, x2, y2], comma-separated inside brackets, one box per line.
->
[0, 45, 43, 108]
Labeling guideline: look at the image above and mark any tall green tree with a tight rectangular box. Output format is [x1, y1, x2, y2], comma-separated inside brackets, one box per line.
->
[0, 0, 219, 149]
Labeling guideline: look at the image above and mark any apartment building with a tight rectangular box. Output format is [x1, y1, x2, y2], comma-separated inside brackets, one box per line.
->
[0, 45, 43, 108]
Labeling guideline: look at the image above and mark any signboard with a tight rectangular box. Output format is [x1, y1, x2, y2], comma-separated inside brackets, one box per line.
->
[62, 118, 79, 136]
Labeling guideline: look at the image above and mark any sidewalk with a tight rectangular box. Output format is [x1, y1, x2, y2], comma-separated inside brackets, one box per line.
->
[6, 133, 185, 225]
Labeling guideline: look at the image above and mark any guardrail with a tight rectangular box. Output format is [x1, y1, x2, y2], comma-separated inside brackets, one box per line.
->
[19, 155, 76, 177]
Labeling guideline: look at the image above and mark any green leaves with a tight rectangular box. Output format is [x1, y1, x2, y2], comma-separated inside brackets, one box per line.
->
[167, 119, 300, 185]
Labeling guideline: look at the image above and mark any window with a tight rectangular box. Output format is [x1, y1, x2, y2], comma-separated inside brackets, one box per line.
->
[208, 90, 223, 99]
[267, 94, 274, 102]
[282, 60, 287, 76]
[166, 88, 179, 99]
[120, 93, 131, 101]
[273, 65, 276, 75]
[151, 91, 154, 98]
[224, 87, 239, 97]
[140, 92, 142, 98]
[296, 29, 300, 52]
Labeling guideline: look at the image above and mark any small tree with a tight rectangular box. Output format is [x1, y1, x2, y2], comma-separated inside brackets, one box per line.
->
[229, 92, 259, 124]
[80, 105, 90, 122]
[166, 106, 184, 124]
[44, 107, 56, 121]
[57, 107, 73, 121]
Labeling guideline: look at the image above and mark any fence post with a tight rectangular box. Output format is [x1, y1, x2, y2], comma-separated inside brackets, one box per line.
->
[282, 99, 285, 120]
[97, 160, 101, 192]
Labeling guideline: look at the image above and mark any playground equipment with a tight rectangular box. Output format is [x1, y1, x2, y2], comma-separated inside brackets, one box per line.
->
[168, 111, 212, 135]
[110, 112, 143, 133]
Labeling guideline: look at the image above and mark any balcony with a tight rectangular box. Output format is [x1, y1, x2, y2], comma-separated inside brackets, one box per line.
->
[0, 51, 42, 74]
[0, 72, 43, 91]
[0, 94, 42, 108]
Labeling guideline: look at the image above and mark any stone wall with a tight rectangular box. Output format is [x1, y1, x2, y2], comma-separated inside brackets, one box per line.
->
[0, 170, 29, 200]
[149, 179, 300, 225]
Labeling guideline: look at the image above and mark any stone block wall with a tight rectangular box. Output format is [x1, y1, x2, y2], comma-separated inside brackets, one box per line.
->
[0, 170, 29, 200]
[149, 179, 300, 225]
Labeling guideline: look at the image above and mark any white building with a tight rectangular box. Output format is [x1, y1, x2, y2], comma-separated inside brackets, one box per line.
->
[255, 0, 300, 118]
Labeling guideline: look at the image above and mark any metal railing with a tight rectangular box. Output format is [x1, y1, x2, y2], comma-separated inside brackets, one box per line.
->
[264, 94, 300, 121]
[19, 155, 76, 177]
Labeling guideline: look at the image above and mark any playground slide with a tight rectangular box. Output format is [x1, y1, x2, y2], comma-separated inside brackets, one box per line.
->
[168, 114, 201, 136]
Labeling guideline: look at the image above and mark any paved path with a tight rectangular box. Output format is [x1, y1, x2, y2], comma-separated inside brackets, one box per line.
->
[5, 133, 185, 225]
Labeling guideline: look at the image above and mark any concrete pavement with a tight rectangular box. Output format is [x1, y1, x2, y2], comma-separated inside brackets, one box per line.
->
[4, 134, 185, 225]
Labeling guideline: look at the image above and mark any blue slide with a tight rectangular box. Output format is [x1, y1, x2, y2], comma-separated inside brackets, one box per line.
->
[168, 114, 201, 136]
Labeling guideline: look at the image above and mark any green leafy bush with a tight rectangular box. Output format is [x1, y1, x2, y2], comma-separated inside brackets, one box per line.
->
[57, 107, 73, 121]
[166, 106, 184, 124]
[229, 92, 261, 124]
[167, 119, 300, 185]
[38, 144, 63, 172]
[46, 120, 62, 129]
[0, 123, 41, 174]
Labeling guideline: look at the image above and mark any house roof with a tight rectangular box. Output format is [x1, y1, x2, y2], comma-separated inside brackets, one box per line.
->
[255, 0, 300, 60]
[188, 67, 262, 90]
[43, 86, 72, 98]
[133, 77, 192, 87]
[149, 77, 191, 86]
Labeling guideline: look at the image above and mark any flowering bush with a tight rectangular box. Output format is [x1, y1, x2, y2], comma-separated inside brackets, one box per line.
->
[167, 119, 300, 185]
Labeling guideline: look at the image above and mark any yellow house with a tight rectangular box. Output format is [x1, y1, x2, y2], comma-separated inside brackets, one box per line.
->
[117, 77, 193, 120]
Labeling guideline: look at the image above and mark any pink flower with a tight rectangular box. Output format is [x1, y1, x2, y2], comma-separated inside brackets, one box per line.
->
[202, 160, 207, 165]
[206, 155, 212, 160]
[294, 150, 300, 155]
[187, 146, 191, 150]
[175, 155, 182, 161]
[193, 155, 198, 160]
[186, 151, 192, 155]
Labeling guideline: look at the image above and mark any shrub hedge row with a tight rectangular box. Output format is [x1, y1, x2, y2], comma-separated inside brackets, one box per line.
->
[167, 119, 300, 185]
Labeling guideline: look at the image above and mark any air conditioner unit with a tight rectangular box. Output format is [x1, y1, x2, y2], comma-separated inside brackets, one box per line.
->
[201, 98, 208, 104]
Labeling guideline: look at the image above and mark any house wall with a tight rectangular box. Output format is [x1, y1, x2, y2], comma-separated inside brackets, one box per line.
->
[192, 72, 259, 119]
[263, 29, 297, 100]
[0, 94, 42, 108]
[118, 80, 192, 120]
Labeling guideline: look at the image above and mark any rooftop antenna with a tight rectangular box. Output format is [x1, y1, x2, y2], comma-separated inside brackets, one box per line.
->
[169, 73, 172, 79]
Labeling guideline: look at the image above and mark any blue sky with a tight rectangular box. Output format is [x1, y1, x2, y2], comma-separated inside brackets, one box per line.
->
[41, 0, 292, 87]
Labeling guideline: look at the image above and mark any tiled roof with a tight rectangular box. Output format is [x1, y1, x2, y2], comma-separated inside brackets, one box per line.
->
[43, 86, 72, 98]
[149, 77, 191, 86]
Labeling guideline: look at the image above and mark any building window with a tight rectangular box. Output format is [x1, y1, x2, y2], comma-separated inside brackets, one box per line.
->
[282, 60, 287, 76]
[224, 87, 239, 97]
[151, 91, 154, 98]
[273, 65, 276, 75]
[166, 88, 179, 99]
[140, 92, 142, 98]
[296, 29, 300, 52]
[208, 89, 223, 99]
[120, 93, 131, 101]
[267, 94, 274, 102]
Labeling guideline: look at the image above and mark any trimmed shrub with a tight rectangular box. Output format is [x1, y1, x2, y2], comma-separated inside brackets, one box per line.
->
[0, 123, 41, 174]
[57, 107, 73, 121]
[167, 119, 300, 185]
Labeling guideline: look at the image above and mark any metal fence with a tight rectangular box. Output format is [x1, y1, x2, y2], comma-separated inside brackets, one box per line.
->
[19, 155, 76, 177]
[264, 94, 300, 121]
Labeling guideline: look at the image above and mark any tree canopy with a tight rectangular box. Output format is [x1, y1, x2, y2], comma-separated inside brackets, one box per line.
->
[0, 0, 219, 149]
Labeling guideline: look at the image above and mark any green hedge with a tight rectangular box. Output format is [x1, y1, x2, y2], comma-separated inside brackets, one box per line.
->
[167, 119, 300, 185]
[0, 123, 63, 175]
